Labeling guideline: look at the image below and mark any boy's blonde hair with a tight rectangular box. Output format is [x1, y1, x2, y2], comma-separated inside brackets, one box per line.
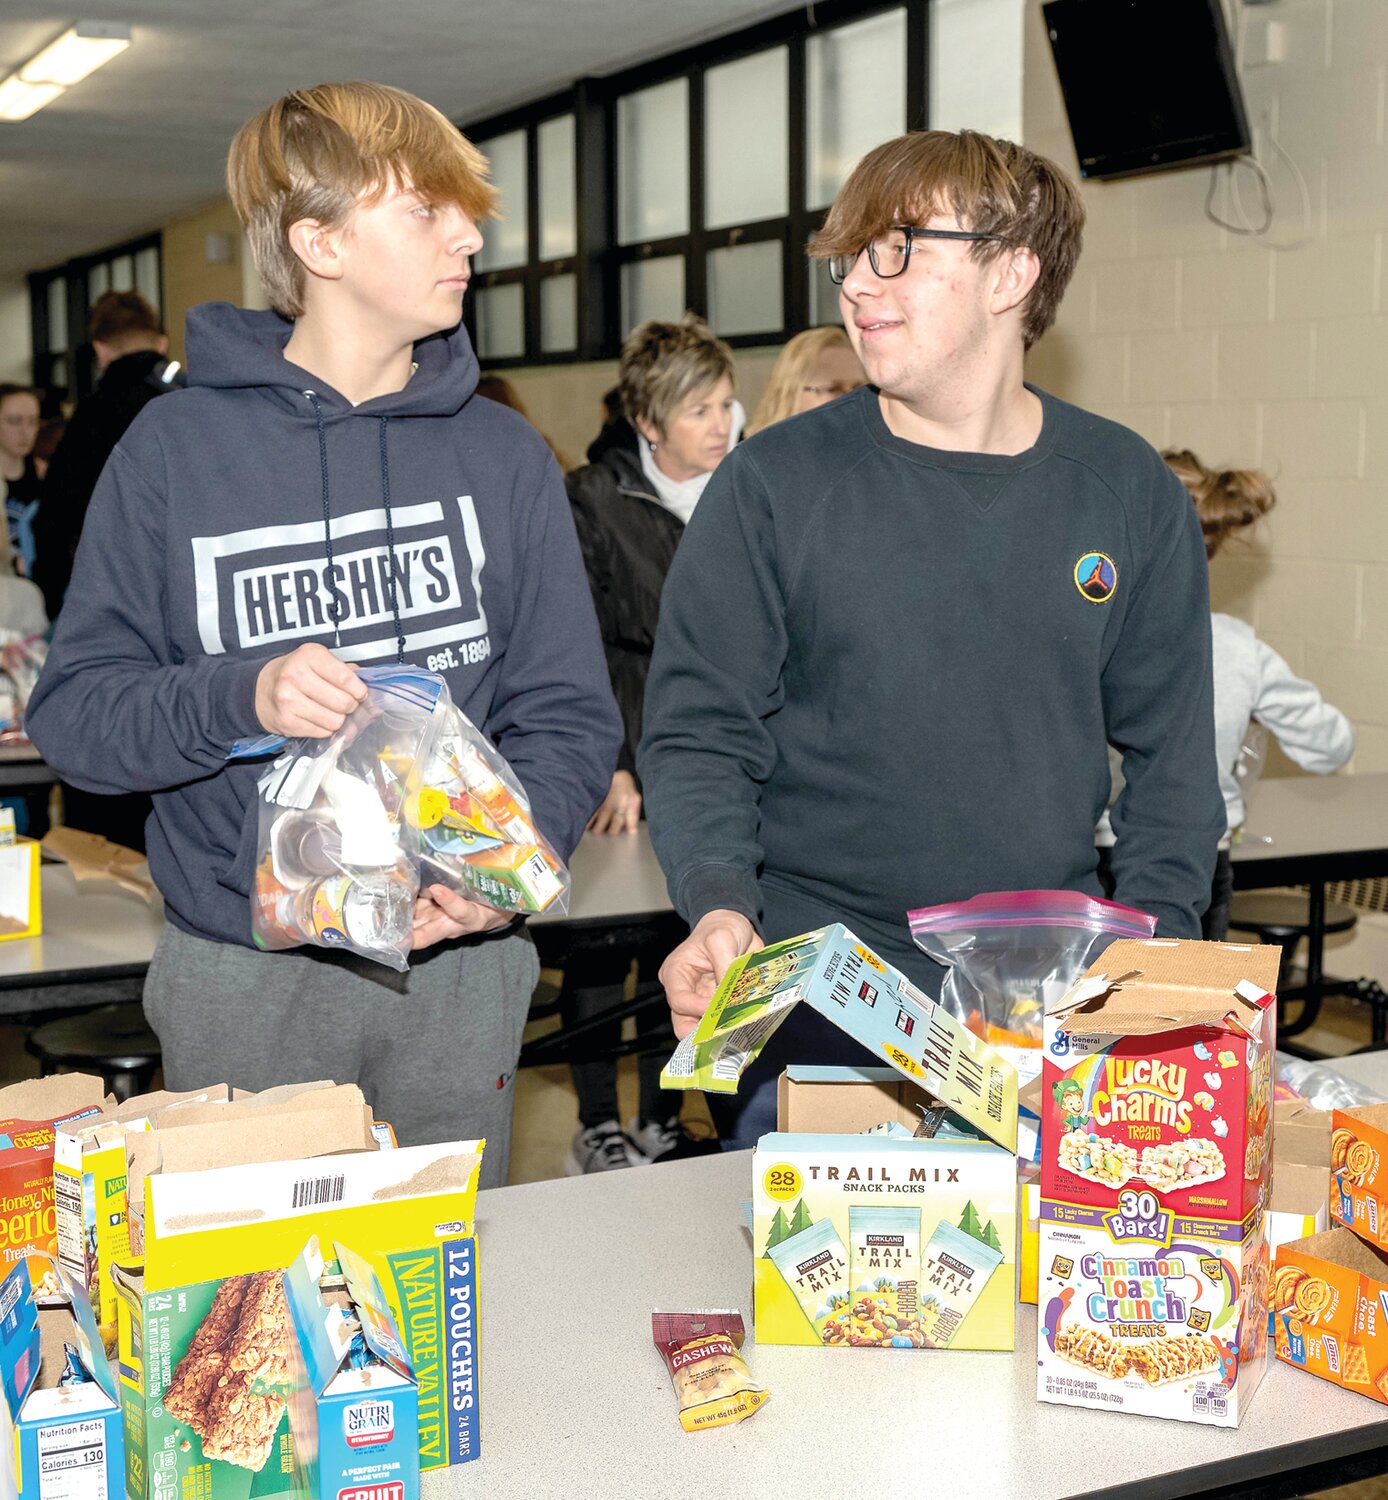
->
[228, 81, 499, 318]
[809, 129, 1085, 350]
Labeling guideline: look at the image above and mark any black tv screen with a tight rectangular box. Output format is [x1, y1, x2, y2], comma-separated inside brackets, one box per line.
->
[1042, 0, 1251, 180]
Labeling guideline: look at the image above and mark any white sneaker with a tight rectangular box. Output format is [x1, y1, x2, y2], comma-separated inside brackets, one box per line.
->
[627, 1116, 682, 1163]
[565, 1120, 646, 1175]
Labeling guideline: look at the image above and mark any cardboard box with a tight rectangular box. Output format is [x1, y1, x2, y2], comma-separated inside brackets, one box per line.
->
[114, 1141, 482, 1500]
[664, 926, 1018, 1153]
[53, 1088, 234, 1346]
[1037, 939, 1280, 1427]
[1327, 1104, 1388, 1246]
[0, 1260, 123, 1500]
[284, 1238, 419, 1500]
[0, 1076, 108, 1304]
[1273, 1227, 1388, 1401]
[0, 838, 41, 939]
[752, 1066, 1016, 1351]
[1269, 1102, 1332, 1255]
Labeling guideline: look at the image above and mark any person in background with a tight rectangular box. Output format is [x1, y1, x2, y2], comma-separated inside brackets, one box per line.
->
[1165, 448, 1354, 939]
[35, 291, 179, 622]
[474, 372, 573, 470]
[563, 312, 743, 1172]
[746, 325, 865, 436]
[0, 385, 44, 578]
[586, 384, 638, 466]
[640, 131, 1225, 1150]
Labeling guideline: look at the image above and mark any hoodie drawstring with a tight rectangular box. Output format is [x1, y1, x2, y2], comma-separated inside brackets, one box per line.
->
[305, 392, 407, 664]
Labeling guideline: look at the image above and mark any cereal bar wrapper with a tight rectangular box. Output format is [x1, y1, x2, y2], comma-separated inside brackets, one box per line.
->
[652, 1311, 769, 1432]
[767, 1218, 850, 1342]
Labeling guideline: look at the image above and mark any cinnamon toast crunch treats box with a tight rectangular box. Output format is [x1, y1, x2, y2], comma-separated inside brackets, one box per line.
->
[1038, 939, 1280, 1427]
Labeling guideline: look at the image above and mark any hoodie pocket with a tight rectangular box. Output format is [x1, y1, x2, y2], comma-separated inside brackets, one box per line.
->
[216, 773, 264, 902]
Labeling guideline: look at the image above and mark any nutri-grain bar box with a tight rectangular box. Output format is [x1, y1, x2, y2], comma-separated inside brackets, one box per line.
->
[1038, 939, 1280, 1427]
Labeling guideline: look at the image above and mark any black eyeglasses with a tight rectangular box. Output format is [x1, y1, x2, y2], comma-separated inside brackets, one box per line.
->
[827, 225, 1008, 284]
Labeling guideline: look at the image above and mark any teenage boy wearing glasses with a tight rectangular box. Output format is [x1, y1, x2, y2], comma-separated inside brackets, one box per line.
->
[639, 130, 1224, 1148]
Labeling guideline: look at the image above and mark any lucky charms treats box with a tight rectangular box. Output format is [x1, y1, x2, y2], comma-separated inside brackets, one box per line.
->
[1037, 939, 1280, 1427]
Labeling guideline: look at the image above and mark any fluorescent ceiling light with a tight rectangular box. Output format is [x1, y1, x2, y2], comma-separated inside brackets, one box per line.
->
[0, 76, 64, 122]
[19, 22, 131, 87]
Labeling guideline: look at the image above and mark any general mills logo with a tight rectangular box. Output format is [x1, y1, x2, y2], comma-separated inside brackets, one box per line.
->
[343, 1400, 394, 1448]
[1048, 1030, 1071, 1058]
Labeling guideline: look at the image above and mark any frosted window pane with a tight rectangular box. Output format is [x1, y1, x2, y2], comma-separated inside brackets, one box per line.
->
[475, 131, 528, 271]
[807, 9, 907, 210]
[707, 242, 782, 337]
[540, 274, 577, 352]
[538, 115, 577, 261]
[46, 279, 66, 351]
[618, 79, 689, 244]
[929, 0, 1024, 140]
[50, 355, 68, 389]
[135, 247, 161, 313]
[474, 283, 524, 360]
[704, 48, 788, 230]
[808, 257, 842, 328]
[87, 263, 110, 302]
[621, 256, 686, 331]
[110, 255, 133, 290]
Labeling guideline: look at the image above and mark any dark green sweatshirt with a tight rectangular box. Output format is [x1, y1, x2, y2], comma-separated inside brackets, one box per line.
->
[638, 384, 1223, 987]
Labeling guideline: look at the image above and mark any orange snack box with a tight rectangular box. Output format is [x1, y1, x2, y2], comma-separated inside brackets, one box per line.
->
[1273, 1227, 1388, 1401]
[0, 1073, 107, 1301]
[1328, 1104, 1388, 1246]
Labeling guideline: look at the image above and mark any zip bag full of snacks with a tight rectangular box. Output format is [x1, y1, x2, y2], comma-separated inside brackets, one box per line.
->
[652, 1310, 769, 1431]
[239, 665, 569, 971]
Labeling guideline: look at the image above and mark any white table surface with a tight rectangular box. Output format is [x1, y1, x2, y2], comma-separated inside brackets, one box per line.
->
[427, 1149, 1388, 1500]
[0, 862, 164, 985]
[530, 824, 672, 926]
[1233, 770, 1388, 869]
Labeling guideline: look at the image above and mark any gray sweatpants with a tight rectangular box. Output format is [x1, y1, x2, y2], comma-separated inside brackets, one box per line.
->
[143, 922, 538, 1189]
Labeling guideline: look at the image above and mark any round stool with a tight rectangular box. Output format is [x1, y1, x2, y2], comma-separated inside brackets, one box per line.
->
[1227, 892, 1358, 990]
[26, 1002, 161, 1102]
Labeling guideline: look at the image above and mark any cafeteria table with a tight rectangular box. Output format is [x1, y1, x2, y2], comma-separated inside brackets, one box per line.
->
[439, 1143, 1388, 1500]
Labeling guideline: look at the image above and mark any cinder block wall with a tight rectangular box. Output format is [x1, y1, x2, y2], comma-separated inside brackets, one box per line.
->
[1023, 0, 1388, 987]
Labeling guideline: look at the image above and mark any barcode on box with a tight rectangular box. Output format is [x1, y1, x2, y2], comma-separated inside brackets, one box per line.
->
[292, 1174, 346, 1209]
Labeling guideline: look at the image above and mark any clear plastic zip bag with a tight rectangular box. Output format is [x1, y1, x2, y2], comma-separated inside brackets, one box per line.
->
[907, 890, 1157, 1047]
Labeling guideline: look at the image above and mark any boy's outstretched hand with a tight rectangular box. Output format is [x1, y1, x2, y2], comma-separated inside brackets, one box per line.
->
[660, 908, 762, 1038]
[411, 884, 514, 950]
[255, 643, 367, 736]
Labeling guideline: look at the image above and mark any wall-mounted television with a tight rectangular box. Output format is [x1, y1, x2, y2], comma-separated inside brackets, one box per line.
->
[1042, 0, 1251, 181]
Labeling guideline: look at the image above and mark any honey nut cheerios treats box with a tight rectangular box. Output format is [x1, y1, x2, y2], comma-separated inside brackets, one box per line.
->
[1038, 939, 1280, 1427]
[1272, 1227, 1388, 1402]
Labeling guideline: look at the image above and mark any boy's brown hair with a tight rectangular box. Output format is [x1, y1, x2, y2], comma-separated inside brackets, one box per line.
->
[809, 129, 1086, 349]
[88, 291, 163, 346]
[228, 81, 499, 319]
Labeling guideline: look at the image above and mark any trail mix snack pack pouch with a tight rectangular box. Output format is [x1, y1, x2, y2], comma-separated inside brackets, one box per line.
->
[766, 1218, 850, 1342]
[847, 1207, 923, 1346]
[915, 1219, 1005, 1349]
[242, 666, 569, 970]
[651, 1311, 769, 1431]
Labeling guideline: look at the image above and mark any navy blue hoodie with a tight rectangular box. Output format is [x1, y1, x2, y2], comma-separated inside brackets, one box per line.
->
[27, 303, 621, 948]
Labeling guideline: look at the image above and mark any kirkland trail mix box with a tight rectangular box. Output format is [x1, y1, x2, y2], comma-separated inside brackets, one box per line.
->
[662, 925, 1017, 1152]
[113, 1142, 483, 1500]
[1037, 939, 1280, 1428]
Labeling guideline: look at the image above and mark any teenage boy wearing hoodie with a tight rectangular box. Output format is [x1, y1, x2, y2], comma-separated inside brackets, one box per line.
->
[27, 82, 622, 1187]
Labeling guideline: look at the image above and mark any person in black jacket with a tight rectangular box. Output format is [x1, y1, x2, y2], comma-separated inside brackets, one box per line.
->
[564, 312, 742, 1172]
[31, 292, 179, 852]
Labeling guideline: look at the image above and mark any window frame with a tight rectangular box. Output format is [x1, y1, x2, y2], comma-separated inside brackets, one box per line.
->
[462, 0, 931, 368]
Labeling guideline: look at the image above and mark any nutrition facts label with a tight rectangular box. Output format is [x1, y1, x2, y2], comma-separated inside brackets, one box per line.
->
[38, 1418, 107, 1500]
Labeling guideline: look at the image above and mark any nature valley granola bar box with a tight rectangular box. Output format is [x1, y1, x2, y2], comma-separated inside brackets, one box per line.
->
[1037, 939, 1280, 1427]
[113, 1142, 483, 1500]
